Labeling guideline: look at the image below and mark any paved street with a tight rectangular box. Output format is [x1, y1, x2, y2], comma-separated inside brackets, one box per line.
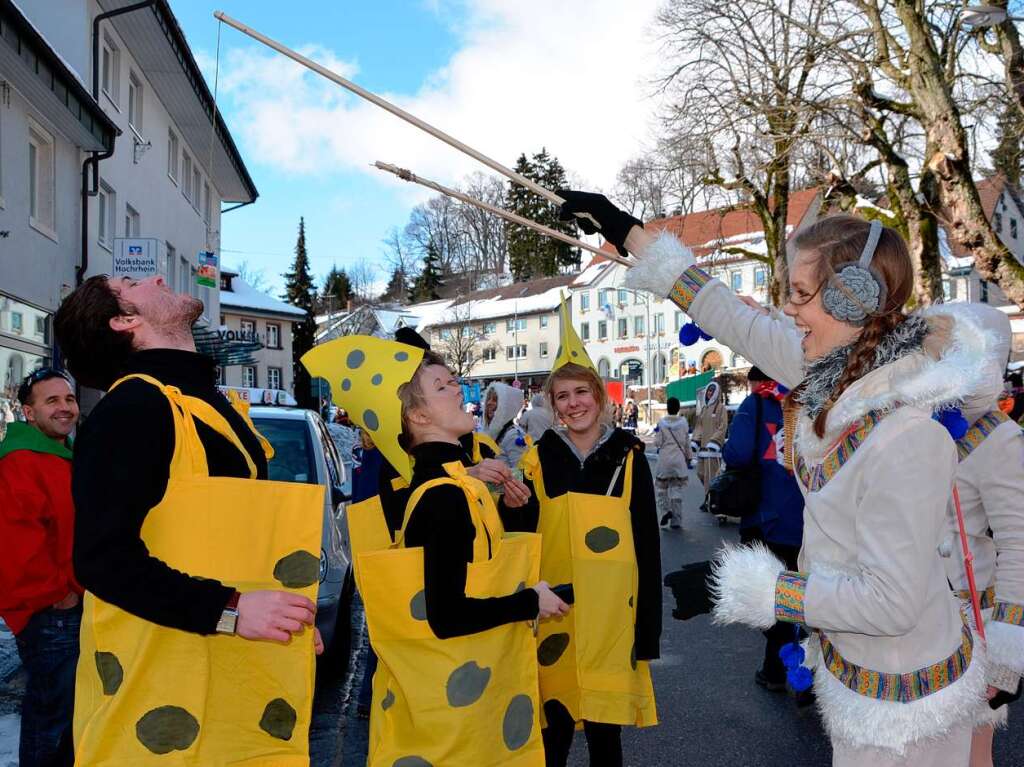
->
[1, 454, 1021, 765]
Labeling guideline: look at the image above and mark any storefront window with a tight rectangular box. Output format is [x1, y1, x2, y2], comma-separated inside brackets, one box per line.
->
[0, 295, 53, 439]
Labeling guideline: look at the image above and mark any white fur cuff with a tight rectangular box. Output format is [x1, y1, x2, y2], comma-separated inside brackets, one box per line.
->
[985, 619, 1024, 674]
[710, 542, 784, 630]
[624, 230, 696, 298]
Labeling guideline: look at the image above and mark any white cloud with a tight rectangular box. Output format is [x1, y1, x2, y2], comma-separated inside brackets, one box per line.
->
[213, 0, 664, 193]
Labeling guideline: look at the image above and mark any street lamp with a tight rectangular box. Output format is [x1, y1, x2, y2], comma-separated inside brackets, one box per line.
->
[962, 4, 1024, 27]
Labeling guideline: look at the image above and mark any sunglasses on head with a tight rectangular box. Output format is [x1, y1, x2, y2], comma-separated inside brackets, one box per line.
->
[17, 367, 72, 403]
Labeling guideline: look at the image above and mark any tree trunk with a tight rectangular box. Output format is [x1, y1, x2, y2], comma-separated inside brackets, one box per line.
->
[893, 0, 1024, 307]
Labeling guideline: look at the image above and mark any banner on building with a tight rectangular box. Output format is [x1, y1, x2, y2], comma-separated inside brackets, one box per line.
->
[113, 238, 160, 279]
[196, 251, 219, 288]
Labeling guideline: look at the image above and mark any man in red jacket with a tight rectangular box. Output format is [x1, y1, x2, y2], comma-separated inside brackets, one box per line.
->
[0, 368, 81, 767]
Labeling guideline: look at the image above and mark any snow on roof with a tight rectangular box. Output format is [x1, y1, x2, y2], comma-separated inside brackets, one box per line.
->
[10, 0, 90, 90]
[220, 274, 306, 316]
[939, 229, 974, 271]
[573, 260, 615, 286]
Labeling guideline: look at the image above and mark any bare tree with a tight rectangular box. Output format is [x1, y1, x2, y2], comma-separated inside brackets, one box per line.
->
[347, 260, 379, 303]
[234, 261, 271, 294]
[971, 0, 1024, 119]
[433, 301, 493, 379]
[654, 0, 838, 303]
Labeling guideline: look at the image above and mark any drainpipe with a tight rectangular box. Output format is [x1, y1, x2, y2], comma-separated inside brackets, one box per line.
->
[77, 0, 157, 285]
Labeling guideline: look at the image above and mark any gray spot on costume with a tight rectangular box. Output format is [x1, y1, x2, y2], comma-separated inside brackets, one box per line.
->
[585, 526, 620, 553]
[446, 661, 491, 707]
[537, 633, 570, 666]
[502, 694, 534, 750]
[347, 350, 365, 369]
[135, 706, 200, 754]
[382, 689, 395, 710]
[94, 651, 123, 695]
[273, 550, 320, 588]
[259, 698, 297, 740]
[393, 758, 432, 767]
[364, 409, 380, 431]
[409, 590, 427, 621]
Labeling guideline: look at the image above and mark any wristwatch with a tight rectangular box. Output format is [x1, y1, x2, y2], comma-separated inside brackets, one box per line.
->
[216, 591, 241, 635]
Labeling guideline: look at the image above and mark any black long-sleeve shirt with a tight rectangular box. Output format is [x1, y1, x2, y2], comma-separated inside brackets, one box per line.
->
[72, 349, 268, 634]
[401, 441, 538, 639]
[502, 427, 663, 660]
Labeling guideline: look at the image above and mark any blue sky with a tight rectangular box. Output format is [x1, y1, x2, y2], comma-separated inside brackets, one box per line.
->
[170, 0, 664, 294]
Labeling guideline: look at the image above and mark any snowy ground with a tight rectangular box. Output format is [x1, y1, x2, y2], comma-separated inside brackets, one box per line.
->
[0, 619, 20, 766]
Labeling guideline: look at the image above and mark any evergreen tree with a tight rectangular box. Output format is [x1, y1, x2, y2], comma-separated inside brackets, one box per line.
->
[282, 217, 317, 409]
[505, 148, 580, 280]
[410, 242, 443, 301]
[322, 265, 353, 313]
[991, 103, 1023, 186]
[382, 266, 409, 303]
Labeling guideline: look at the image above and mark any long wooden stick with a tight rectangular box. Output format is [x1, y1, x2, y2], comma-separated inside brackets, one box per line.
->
[375, 162, 631, 267]
[214, 11, 565, 207]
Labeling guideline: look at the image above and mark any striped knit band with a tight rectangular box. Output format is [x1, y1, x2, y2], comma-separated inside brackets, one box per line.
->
[774, 571, 808, 624]
[992, 601, 1024, 627]
[957, 410, 1012, 461]
[668, 266, 714, 312]
[818, 620, 974, 703]
[955, 586, 996, 611]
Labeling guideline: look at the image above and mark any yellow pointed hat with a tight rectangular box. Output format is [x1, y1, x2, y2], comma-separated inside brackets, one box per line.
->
[553, 291, 596, 372]
[302, 335, 424, 481]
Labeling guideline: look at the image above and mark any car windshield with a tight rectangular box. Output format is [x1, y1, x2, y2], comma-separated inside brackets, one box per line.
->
[251, 417, 317, 484]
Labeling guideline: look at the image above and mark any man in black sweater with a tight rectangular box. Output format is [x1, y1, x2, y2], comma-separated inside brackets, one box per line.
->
[55, 275, 317, 644]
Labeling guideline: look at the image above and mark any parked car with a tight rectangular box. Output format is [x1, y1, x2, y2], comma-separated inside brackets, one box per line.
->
[249, 406, 353, 682]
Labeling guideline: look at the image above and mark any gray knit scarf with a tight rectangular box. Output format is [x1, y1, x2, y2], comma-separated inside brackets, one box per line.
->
[799, 315, 930, 420]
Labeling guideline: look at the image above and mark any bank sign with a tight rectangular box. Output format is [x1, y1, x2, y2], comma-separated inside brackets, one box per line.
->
[113, 238, 160, 278]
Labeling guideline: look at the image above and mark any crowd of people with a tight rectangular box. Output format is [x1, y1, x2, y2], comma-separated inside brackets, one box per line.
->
[0, 195, 1021, 767]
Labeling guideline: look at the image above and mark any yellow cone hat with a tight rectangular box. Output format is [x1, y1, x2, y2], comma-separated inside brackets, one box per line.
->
[553, 291, 595, 372]
[302, 335, 423, 481]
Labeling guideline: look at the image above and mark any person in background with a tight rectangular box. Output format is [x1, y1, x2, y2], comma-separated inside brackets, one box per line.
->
[482, 382, 527, 469]
[623, 400, 639, 433]
[692, 381, 727, 499]
[0, 369, 82, 767]
[653, 397, 692, 530]
[722, 366, 805, 691]
[328, 408, 359, 482]
[520, 393, 555, 443]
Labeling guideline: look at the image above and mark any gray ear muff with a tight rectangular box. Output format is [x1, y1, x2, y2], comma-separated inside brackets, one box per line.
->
[821, 220, 887, 325]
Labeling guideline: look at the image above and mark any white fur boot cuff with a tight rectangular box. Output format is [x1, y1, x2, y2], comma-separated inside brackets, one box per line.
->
[624, 230, 697, 299]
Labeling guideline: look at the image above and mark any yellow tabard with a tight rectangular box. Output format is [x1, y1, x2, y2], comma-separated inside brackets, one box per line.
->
[350, 461, 544, 767]
[73, 374, 324, 766]
[521, 446, 657, 728]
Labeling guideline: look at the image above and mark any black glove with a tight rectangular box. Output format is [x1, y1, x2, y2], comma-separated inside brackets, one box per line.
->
[664, 560, 714, 621]
[557, 189, 642, 258]
[989, 678, 1022, 710]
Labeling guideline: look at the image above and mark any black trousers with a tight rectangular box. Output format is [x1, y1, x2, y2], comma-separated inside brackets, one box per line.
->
[740, 527, 801, 682]
[542, 699, 622, 767]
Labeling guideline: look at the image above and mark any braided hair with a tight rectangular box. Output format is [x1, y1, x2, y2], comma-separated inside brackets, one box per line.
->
[785, 215, 914, 438]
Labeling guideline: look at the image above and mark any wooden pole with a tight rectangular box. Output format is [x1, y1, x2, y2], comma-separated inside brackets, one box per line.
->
[214, 11, 566, 207]
[374, 162, 632, 267]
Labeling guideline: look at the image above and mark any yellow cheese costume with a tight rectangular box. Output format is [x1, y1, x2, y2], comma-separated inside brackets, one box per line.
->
[73, 375, 323, 766]
[521, 301, 658, 727]
[303, 337, 545, 766]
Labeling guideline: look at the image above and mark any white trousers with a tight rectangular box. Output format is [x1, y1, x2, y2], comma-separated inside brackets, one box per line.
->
[831, 726, 972, 767]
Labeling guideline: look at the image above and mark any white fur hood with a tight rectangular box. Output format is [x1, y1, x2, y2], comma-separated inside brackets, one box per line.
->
[482, 382, 524, 440]
[799, 305, 1000, 462]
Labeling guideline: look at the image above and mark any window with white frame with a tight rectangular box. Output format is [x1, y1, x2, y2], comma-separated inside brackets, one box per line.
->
[617, 288, 628, 305]
[101, 35, 120, 104]
[654, 314, 665, 334]
[540, 315, 549, 329]
[675, 311, 684, 331]
[597, 320, 607, 339]
[242, 366, 257, 388]
[28, 121, 55, 235]
[203, 181, 212, 223]
[192, 167, 201, 210]
[167, 130, 179, 182]
[598, 289, 611, 308]
[182, 154, 193, 201]
[266, 323, 280, 349]
[754, 267, 766, 288]
[581, 322, 590, 341]
[539, 342, 549, 357]
[241, 319, 256, 339]
[505, 344, 527, 360]
[634, 315, 645, 336]
[506, 317, 527, 331]
[994, 212, 1003, 233]
[730, 271, 743, 292]
[128, 72, 143, 130]
[483, 347, 497, 362]
[481, 321, 496, 335]
[178, 256, 190, 295]
[11, 312, 23, 334]
[267, 367, 282, 390]
[124, 204, 140, 237]
[580, 292, 590, 312]
[166, 244, 176, 284]
[97, 182, 115, 248]
[617, 318, 628, 338]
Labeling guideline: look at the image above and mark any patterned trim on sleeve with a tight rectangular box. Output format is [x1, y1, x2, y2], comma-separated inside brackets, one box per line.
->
[774, 571, 809, 624]
[992, 601, 1024, 627]
[668, 266, 714, 312]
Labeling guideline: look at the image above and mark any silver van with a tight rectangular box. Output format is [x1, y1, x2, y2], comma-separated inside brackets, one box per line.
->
[249, 406, 352, 680]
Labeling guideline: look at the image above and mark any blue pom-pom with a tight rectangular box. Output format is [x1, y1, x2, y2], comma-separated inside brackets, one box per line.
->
[698, 328, 713, 341]
[679, 323, 701, 346]
[787, 666, 814, 692]
[933, 407, 969, 441]
[778, 642, 805, 670]
[515, 435, 526, 447]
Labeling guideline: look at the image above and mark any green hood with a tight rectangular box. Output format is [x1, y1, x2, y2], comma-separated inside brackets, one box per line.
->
[0, 421, 73, 461]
